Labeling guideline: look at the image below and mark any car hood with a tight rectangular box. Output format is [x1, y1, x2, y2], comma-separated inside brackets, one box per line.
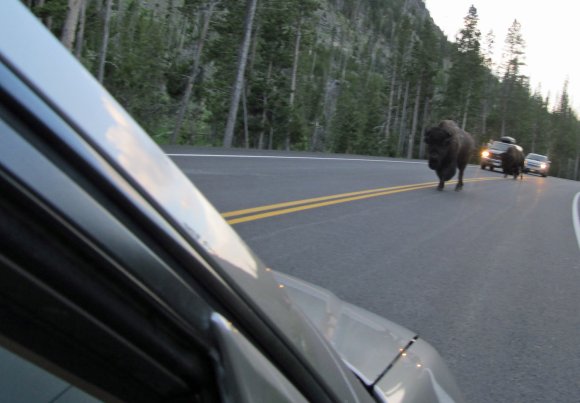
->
[274, 272, 464, 402]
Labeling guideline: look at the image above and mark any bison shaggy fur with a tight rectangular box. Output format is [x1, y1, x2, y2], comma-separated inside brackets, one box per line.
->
[501, 146, 524, 180]
[424, 120, 475, 191]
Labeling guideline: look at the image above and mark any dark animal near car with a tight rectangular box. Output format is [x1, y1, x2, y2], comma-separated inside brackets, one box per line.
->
[424, 120, 475, 191]
[501, 146, 524, 180]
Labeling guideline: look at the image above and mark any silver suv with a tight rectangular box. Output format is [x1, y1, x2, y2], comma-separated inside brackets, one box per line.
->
[523, 153, 550, 177]
[480, 137, 523, 171]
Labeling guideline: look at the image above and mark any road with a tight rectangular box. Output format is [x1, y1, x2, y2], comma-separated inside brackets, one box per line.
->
[166, 146, 580, 403]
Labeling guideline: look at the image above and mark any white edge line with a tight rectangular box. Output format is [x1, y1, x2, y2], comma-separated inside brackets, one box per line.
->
[573, 192, 580, 251]
[166, 153, 429, 165]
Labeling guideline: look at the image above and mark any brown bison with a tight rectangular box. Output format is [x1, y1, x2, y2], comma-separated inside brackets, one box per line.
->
[424, 120, 474, 191]
[501, 145, 524, 180]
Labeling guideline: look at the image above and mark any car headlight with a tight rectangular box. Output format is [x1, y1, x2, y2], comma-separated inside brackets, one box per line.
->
[540, 163, 546, 169]
[482, 151, 490, 158]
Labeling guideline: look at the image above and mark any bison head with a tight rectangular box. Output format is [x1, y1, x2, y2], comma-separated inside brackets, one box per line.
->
[424, 127, 453, 170]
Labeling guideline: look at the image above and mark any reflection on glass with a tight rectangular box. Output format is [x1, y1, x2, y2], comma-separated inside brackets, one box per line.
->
[101, 95, 259, 278]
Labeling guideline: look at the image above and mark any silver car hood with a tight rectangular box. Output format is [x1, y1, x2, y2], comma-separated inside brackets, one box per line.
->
[275, 272, 464, 402]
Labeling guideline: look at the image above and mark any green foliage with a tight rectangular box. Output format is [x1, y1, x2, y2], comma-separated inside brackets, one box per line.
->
[105, 6, 173, 137]
[34, 0, 68, 32]
[441, 6, 484, 126]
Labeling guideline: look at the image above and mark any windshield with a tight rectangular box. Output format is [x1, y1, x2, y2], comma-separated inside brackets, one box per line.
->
[489, 141, 511, 151]
[21, 2, 580, 403]
[527, 154, 548, 161]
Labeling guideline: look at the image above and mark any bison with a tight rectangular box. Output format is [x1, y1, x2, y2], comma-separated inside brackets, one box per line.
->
[424, 120, 474, 191]
[501, 145, 524, 180]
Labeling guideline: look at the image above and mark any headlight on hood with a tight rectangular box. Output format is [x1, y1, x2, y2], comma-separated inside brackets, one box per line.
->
[482, 151, 490, 158]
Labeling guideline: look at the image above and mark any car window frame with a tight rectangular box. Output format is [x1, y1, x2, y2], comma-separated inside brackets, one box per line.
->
[0, 56, 372, 402]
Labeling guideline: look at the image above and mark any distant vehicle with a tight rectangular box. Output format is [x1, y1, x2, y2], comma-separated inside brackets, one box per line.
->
[524, 153, 550, 177]
[0, 2, 464, 402]
[480, 137, 523, 171]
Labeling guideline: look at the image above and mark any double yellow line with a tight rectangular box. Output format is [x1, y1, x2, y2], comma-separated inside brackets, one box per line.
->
[222, 177, 499, 225]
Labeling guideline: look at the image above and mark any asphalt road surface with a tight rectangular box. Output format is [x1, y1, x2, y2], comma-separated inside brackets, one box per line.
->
[166, 146, 580, 403]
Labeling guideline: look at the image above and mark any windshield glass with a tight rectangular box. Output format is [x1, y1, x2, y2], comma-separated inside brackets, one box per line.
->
[489, 142, 511, 151]
[527, 154, 548, 161]
[20, 2, 580, 403]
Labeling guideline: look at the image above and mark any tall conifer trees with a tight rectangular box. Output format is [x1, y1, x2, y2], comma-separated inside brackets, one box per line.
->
[25, 0, 580, 180]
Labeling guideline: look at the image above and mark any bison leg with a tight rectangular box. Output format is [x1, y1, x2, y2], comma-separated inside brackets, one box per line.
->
[455, 168, 464, 191]
[435, 171, 445, 191]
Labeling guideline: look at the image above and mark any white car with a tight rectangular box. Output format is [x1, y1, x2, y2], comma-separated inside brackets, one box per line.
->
[524, 153, 550, 177]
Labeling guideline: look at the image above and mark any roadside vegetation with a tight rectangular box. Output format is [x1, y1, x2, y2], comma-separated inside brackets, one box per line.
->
[27, 0, 580, 179]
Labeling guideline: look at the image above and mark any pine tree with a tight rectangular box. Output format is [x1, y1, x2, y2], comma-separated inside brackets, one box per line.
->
[61, 0, 84, 51]
[499, 19, 526, 137]
[406, 18, 440, 158]
[223, 0, 258, 147]
[97, 0, 113, 83]
[441, 5, 484, 133]
[480, 30, 495, 138]
[551, 80, 578, 178]
[171, 0, 219, 144]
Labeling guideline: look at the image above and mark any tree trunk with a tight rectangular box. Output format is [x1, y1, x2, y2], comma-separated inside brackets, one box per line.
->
[530, 118, 538, 153]
[384, 62, 397, 143]
[258, 61, 272, 150]
[397, 81, 409, 157]
[61, 0, 83, 51]
[310, 50, 317, 80]
[407, 79, 422, 159]
[461, 85, 472, 130]
[576, 131, 580, 180]
[367, 39, 379, 80]
[418, 97, 430, 159]
[481, 98, 488, 138]
[74, 0, 88, 58]
[268, 116, 274, 150]
[320, 78, 341, 150]
[97, 0, 113, 83]
[248, 20, 260, 75]
[500, 79, 512, 138]
[289, 16, 303, 109]
[481, 75, 492, 137]
[311, 120, 321, 151]
[258, 103, 267, 150]
[286, 14, 303, 151]
[36, 0, 53, 28]
[171, 0, 218, 144]
[340, 52, 348, 80]
[242, 82, 250, 148]
[223, 0, 258, 148]
[392, 81, 403, 151]
[500, 104, 507, 137]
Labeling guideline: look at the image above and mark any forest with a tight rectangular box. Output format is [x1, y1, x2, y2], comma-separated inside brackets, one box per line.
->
[25, 0, 580, 179]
